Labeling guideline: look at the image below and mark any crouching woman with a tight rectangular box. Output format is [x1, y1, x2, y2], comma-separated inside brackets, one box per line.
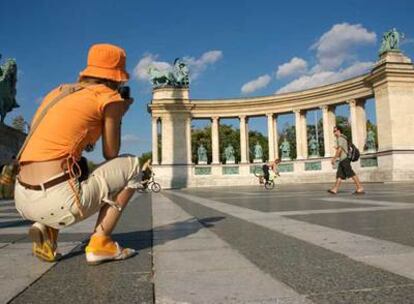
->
[14, 44, 141, 265]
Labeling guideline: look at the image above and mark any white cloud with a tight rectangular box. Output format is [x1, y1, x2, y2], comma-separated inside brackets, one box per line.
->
[184, 50, 223, 79]
[241, 74, 271, 94]
[121, 134, 141, 144]
[276, 57, 308, 79]
[134, 50, 223, 82]
[277, 61, 373, 93]
[133, 54, 171, 82]
[311, 23, 376, 70]
[275, 23, 376, 94]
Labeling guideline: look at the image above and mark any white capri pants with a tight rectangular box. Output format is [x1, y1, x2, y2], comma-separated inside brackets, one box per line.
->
[15, 155, 141, 229]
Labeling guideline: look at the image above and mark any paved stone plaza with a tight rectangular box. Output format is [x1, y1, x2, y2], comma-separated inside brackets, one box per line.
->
[2, 183, 414, 303]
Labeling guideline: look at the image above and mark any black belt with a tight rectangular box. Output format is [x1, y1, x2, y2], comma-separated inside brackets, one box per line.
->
[18, 173, 71, 191]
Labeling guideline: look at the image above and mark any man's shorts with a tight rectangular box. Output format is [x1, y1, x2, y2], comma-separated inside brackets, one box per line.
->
[14, 154, 141, 229]
[336, 158, 355, 180]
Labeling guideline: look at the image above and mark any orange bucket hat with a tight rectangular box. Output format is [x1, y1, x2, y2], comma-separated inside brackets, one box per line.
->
[80, 43, 129, 82]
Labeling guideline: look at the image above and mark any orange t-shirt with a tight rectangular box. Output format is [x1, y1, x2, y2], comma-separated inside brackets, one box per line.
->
[20, 83, 123, 163]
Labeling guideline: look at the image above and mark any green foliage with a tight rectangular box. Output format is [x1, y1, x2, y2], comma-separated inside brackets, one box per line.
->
[279, 122, 297, 159]
[192, 124, 242, 163]
[335, 116, 352, 141]
[307, 118, 325, 156]
[248, 130, 268, 162]
[219, 124, 240, 163]
[138, 151, 152, 168]
[191, 124, 212, 163]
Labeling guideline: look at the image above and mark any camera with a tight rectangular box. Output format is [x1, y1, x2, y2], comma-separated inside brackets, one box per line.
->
[118, 86, 130, 99]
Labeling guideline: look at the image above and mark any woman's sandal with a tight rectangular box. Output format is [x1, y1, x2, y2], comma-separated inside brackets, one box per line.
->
[327, 189, 337, 194]
[353, 191, 366, 195]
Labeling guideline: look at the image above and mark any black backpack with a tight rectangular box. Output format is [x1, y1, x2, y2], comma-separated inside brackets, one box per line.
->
[347, 142, 360, 162]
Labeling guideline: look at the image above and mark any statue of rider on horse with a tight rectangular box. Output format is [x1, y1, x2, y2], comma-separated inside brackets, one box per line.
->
[0, 54, 19, 123]
[148, 58, 189, 88]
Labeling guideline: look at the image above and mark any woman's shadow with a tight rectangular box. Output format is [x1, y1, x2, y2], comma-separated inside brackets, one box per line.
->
[61, 216, 225, 261]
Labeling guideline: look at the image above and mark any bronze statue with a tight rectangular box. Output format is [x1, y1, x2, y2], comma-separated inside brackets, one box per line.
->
[0, 55, 19, 123]
[379, 28, 404, 55]
[148, 58, 189, 88]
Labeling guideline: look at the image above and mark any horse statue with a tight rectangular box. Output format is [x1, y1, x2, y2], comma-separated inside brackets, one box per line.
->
[172, 58, 189, 87]
[147, 65, 175, 87]
[0, 55, 19, 123]
[148, 58, 190, 88]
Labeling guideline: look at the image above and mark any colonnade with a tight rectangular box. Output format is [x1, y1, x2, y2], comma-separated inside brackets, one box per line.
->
[151, 99, 371, 165]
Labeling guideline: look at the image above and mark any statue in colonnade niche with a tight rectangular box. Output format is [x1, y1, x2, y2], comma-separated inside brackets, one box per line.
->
[148, 58, 189, 88]
[197, 144, 208, 164]
[280, 138, 291, 160]
[365, 129, 377, 152]
[379, 28, 404, 55]
[253, 141, 263, 162]
[0, 54, 19, 123]
[308, 135, 319, 157]
[224, 144, 235, 164]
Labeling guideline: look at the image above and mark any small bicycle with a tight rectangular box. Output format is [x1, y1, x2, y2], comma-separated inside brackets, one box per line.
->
[141, 173, 161, 193]
[254, 166, 277, 190]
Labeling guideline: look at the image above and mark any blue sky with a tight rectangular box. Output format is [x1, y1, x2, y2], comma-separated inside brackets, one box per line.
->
[1, 0, 413, 162]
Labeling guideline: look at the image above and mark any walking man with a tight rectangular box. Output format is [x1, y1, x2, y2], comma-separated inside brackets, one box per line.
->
[328, 126, 365, 194]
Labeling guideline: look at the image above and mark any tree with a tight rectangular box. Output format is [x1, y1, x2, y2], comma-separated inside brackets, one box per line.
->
[335, 115, 352, 141]
[248, 130, 268, 162]
[278, 122, 297, 159]
[307, 118, 324, 156]
[11, 115, 26, 132]
[191, 124, 212, 163]
[139, 151, 152, 169]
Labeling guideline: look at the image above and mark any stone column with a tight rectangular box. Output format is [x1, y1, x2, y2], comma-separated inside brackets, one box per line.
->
[301, 110, 308, 158]
[274, 116, 279, 160]
[294, 110, 303, 159]
[161, 113, 191, 165]
[267, 113, 276, 161]
[152, 117, 159, 164]
[321, 105, 336, 157]
[246, 119, 250, 162]
[294, 110, 307, 159]
[348, 99, 367, 150]
[239, 115, 248, 163]
[211, 116, 220, 164]
[186, 116, 192, 164]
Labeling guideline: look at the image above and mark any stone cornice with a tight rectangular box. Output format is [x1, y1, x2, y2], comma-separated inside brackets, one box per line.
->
[187, 74, 373, 118]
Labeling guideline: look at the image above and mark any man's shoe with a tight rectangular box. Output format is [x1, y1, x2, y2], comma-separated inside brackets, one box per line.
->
[29, 222, 60, 262]
[85, 235, 136, 266]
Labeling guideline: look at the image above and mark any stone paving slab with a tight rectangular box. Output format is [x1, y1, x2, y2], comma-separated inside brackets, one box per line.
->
[2, 183, 414, 303]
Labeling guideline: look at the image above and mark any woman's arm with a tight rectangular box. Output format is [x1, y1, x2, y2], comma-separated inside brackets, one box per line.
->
[102, 103, 124, 160]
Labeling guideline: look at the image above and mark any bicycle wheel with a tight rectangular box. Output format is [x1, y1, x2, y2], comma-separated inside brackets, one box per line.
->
[151, 182, 161, 193]
[254, 166, 263, 177]
[264, 180, 275, 190]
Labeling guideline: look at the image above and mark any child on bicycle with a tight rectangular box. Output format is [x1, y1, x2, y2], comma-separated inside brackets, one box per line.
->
[262, 159, 281, 184]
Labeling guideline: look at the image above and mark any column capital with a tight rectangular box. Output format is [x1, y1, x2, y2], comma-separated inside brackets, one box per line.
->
[319, 105, 329, 111]
[152, 116, 159, 121]
[239, 115, 246, 120]
[293, 109, 302, 114]
[347, 99, 357, 106]
[266, 113, 274, 118]
[211, 116, 220, 121]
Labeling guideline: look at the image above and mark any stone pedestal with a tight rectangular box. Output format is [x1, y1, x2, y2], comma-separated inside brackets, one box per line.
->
[0, 124, 26, 165]
[368, 51, 414, 181]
